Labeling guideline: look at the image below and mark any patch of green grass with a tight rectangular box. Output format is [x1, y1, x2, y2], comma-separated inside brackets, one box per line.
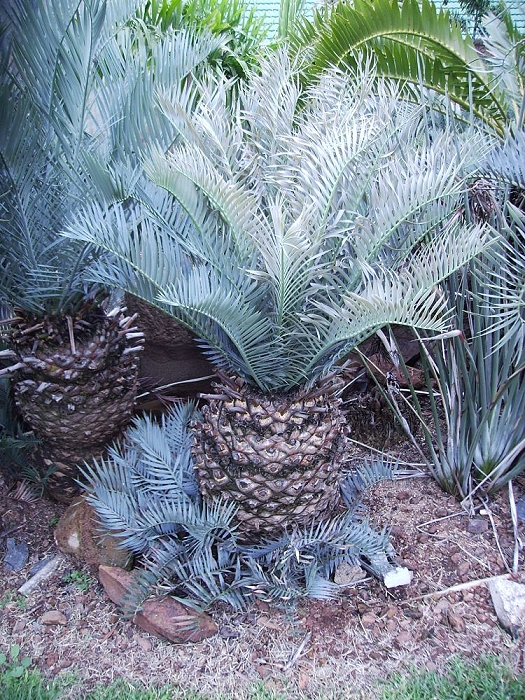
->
[62, 569, 94, 592]
[379, 655, 525, 700]
[0, 645, 63, 700]
[1, 652, 523, 700]
[0, 671, 290, 700]
[0, 591, 27, 610]
[82, 681, 288, 699]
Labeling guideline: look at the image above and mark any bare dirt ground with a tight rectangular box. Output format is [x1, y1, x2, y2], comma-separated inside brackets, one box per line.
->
[1, 439, 524, 699]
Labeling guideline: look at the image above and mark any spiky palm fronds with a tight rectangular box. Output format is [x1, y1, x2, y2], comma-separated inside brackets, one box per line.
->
[66, 52, 497, 394]
[66, 48, 498, 533]
[289, 0, 515, 136]
[83, 403, 399, 610]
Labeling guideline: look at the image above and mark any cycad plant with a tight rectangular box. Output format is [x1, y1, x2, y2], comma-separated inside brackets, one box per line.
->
[0, 0, 237, 501]
[66, 51, 496, 535]
[82, 402, 398, 608]
[373, 202, 525, 500]
[0, 0, 149, 501]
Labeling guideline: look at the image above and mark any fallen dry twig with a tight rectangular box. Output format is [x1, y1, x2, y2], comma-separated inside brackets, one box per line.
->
[416, 573, 513, 600]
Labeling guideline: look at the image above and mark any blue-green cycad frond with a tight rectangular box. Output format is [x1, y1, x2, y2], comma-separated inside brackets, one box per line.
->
[146, 142, 260, 263]
[143, 540, 247, 611]
[340, 459, 398, 511]
[4, 0, 139, 161]
[85, 406, 401, 608]
[240, 48, 303, 161]
[66, 51, 498, 391]
[242, 510, 392, 602]
[181, 498, 240, 555]
[0, 82, 92, 313]
[477, 202, 525, 356]
[157, 267, 279, 385]
[480, 131, 525, 192]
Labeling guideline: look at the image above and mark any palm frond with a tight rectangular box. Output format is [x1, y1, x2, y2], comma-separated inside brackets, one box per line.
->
[291, 0, 508, 134]
[65, 51, 497, 391]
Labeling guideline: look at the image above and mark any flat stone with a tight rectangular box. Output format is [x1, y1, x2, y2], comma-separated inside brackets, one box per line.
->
[394, 630, 413, 647]
[13, 619, 26, 633]
[487, 578, 525, 639]
[55, 497, 132, 569]
[466, 518, 489, 535]
[457, 561, 470, 577]
[98, 565, 217, 644]
[334, 562, 365, 586]
[487, 579, 525, 639]
[136, 598, 217, 644]
[3, 538, 29, 572]
[29, 554, 57, 575]
[41, 610, 67, 626]
[384, 567, 412, 588]
[361, 612, 377, 628]
[135, 636, 153, 652]
[446, 610, 466, 633]
[98, 565, 138, 606]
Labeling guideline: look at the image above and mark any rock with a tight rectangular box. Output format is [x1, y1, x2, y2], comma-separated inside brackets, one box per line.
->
[298, 673, 309, 691]
[135, 636, 153, 652]
[361, 612, 377, 628]
[98, 564, 138, 606]
[257, 664, 272, 680]
[18, 554, 64, 596]
[29, 554, 57, 575]
[54, 497, 132, 569]
[136, 598, 218, 644]
[13, 619, 26, 633]
[334, 562, 365, 586]
[487, 578, 525, 639]
[394, 630, 413, 648]
[446, 610, 466, 633]
[98, 565, 217, 644]
[466, 518, 489, 535]
[3, 537, 29, 571]
[457, 561, 470, 577]
[41, 610, 67, 626]
[384, 567, 412, 589]
[390, 525, 404, 537]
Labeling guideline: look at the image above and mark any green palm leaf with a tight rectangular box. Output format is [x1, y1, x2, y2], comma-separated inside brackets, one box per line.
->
[291, 0, 508, 135]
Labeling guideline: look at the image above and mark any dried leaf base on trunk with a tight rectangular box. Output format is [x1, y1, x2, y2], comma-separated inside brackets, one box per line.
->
[7, 304, 144, 503]
[192, 374, 348, 539]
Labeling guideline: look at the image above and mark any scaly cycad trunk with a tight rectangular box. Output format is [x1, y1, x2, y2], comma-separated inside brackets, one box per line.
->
[8, 302, 143, 502]
[192, 373, 347, 537]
